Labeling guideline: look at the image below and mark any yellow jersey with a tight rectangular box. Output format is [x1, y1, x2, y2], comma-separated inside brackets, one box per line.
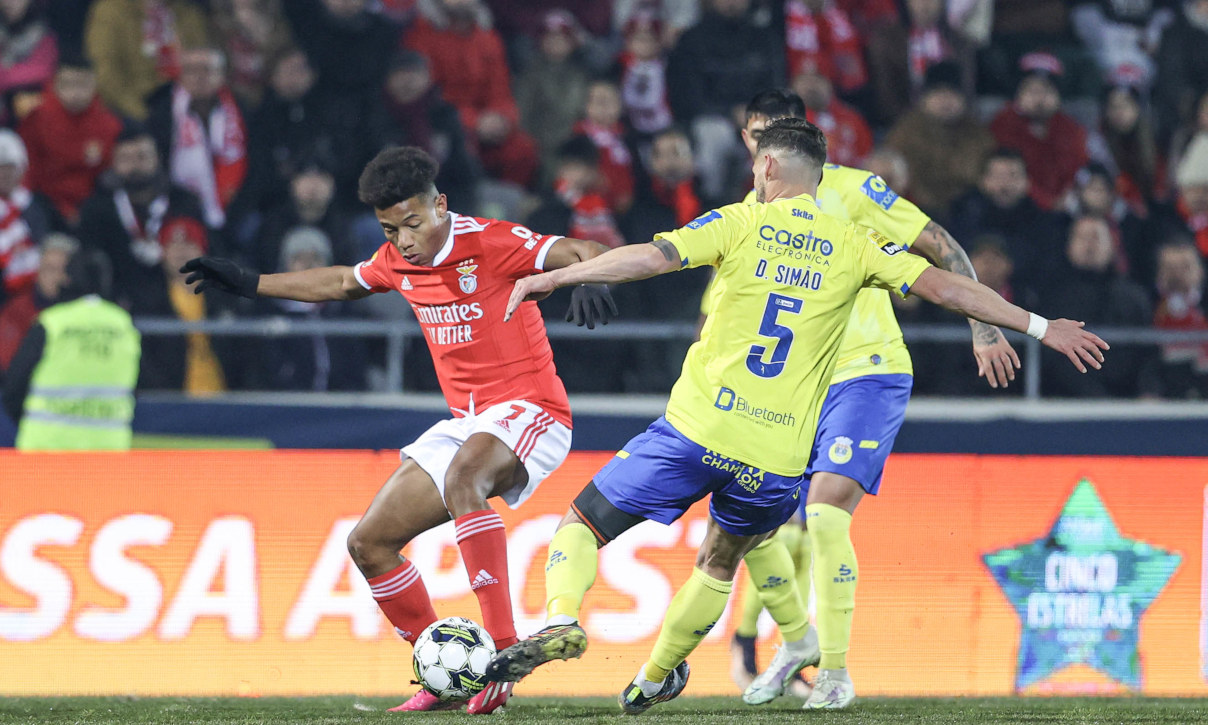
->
[661, 193, 932, 476]
[727, 164, 932, 383]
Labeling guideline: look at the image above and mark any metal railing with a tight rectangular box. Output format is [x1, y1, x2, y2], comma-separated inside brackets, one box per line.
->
[133, 317, 1208, 400]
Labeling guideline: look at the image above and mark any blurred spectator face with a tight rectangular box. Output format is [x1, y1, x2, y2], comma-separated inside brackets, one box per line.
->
[442, 0, 480, 25]
[710, 0, 750, 19]
[287, 248, 326, 273]
[385, 64, 432, 105]
[981, 157, 1029, 208]
[557, 158, 597, 195]
[1078, 174, 1115, 216]
[1066, 217, 1114, 273]
[179, 49, 226, 102]
[1015, 75, 1061, 122]
[921, 87, 966, 125]
[970, 242, 1014, 291]
[1104, 88, 1141, 135]
[540, 27, 576, 63]
[865, 149, 909, 192]
[1183, 183, 1208, 216]
[1157, 245, 1204, 297]
[36, 245, 72, 300]
[906, 0, 942, 26]
[791, 68, 832, 112]
[323, 0, 365, 19]
[585, 82, 623, 127]
[0, 0, 30, 23]
[270, 50, 315, 101]
[291, 169, 335, 221]
[625, 22, 661, 62]
[0, 162, 21, 198]
[54, 67, 98, 114]
[112, 137, 160, 192]
[163, 234, 206, 277]
[650, 131, 695, 184]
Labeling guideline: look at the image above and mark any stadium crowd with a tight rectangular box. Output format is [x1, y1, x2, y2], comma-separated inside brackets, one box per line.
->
[0, 0, 1206, 398]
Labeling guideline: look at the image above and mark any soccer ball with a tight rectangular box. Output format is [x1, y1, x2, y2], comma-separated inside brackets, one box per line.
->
[412, 616, 496, 701]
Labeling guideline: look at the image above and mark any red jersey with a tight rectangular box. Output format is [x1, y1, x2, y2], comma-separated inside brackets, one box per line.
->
[354, 212, 572, 427]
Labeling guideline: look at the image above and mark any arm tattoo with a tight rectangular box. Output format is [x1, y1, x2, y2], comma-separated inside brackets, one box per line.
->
[922, 221, 1000, 344]
[652, 239, 680, 264]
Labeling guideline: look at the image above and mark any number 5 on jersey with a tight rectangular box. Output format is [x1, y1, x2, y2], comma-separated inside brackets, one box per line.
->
[747, 293, 803, 378]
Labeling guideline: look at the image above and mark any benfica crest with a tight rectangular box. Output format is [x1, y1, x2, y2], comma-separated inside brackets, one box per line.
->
[456, 263, 478, 294]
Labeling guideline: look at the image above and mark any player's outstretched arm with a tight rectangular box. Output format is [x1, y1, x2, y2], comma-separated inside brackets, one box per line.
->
[910, 221, 1019, 388]
[504, 241, 680, 322]
[909, 267, 1110, 374]
[181, 257, 371, 302]
[543, 237, 620, 329]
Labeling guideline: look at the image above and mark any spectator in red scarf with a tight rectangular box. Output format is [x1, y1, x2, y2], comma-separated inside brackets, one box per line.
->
[209, 0, 295, 108]
[515, 10, 590, 180]
[0, 130, 51, 304]
[18, 56, 122, 226]
[791, 62, 872, 168]
[867, 0, 974, 125]
[0, 233, 76, 373]
[146, 47, 249, 231]
[574, 79, 635, 214]
[0, 0, 58, 126]
[405, 0, 539, 188]
[782, 0, 868, 100]
[990, 53, 1090, 210]
[617, 11, 673, 139]
[84, 0, 210, 120]
[526, 135, 625, 250]
[1143, 241, 1208, 398]
[625, 126, 702, 246]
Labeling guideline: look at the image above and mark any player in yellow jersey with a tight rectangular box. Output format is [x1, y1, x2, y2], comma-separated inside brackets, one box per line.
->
[722, 91, 1022, 708]
[482, 118, 1106, 714]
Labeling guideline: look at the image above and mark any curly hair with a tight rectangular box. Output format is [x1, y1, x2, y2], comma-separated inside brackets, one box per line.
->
[755, 117, 828, 170]
[357, 146, 440, 209]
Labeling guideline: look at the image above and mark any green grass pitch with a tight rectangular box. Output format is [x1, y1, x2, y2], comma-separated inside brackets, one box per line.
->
[3, 697, 1207, 724]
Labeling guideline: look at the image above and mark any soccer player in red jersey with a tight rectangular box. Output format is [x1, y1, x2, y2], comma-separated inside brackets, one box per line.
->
[182, 147, 616, 713]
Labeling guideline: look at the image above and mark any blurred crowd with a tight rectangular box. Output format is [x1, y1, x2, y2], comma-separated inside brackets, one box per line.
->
[0, 0, 1207, 399]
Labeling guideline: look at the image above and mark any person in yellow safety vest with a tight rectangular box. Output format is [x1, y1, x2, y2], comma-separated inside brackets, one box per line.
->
[2, 249, 140, 450]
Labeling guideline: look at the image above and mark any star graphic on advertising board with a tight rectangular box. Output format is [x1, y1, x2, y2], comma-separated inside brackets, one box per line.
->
[982, 479, 1181, 691]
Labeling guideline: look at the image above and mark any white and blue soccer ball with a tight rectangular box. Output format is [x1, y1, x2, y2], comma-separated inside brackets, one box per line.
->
[412, 616, 496, 701]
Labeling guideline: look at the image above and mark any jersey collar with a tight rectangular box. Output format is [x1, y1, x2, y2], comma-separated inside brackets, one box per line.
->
[431, 211, 458, 267]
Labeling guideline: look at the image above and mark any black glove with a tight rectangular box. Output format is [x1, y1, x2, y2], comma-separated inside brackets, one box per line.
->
[565, 284, 618, 329]
[180, 256, 260, 299]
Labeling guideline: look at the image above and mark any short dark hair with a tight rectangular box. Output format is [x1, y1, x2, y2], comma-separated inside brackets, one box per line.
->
[755, 117, 827, 170]
[745, 89, 805, 123]
[357, 146, 439, 209]
[116, 119, 154, 146]
[556, 135, 599, 166]
[61, 249, 112, 301]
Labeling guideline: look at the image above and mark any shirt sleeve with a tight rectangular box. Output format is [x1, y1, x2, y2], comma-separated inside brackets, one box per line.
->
[352, 243, 396, 293]
[854, 225, 933, 297]
[843, 172, 931, 249]
[656, 205, 743, 270]
[489, 220, 563, 277]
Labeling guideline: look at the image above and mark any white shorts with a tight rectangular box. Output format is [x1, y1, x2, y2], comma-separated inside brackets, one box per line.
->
[401, 400, 572, 509]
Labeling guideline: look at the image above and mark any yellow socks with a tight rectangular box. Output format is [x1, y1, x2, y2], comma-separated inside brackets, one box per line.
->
[806, 503, 857, 670]
[736, 574, 762, 638]
[789, 524, 812, 612]
[743, 536, 809, 642]
[644, 567, 732, 681]
[544, 523, 599, 623]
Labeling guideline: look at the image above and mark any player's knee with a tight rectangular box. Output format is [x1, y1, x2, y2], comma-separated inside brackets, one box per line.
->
[346, 523, 400, 571]
[441, 469, 492, 518]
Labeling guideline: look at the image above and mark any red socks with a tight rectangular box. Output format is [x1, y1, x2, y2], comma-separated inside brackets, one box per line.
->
[455, 510, 518, 649]
[367, 560, 438, 643]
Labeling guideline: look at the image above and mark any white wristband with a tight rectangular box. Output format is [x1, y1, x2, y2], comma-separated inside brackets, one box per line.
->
[1026, 312, 1049, 340]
